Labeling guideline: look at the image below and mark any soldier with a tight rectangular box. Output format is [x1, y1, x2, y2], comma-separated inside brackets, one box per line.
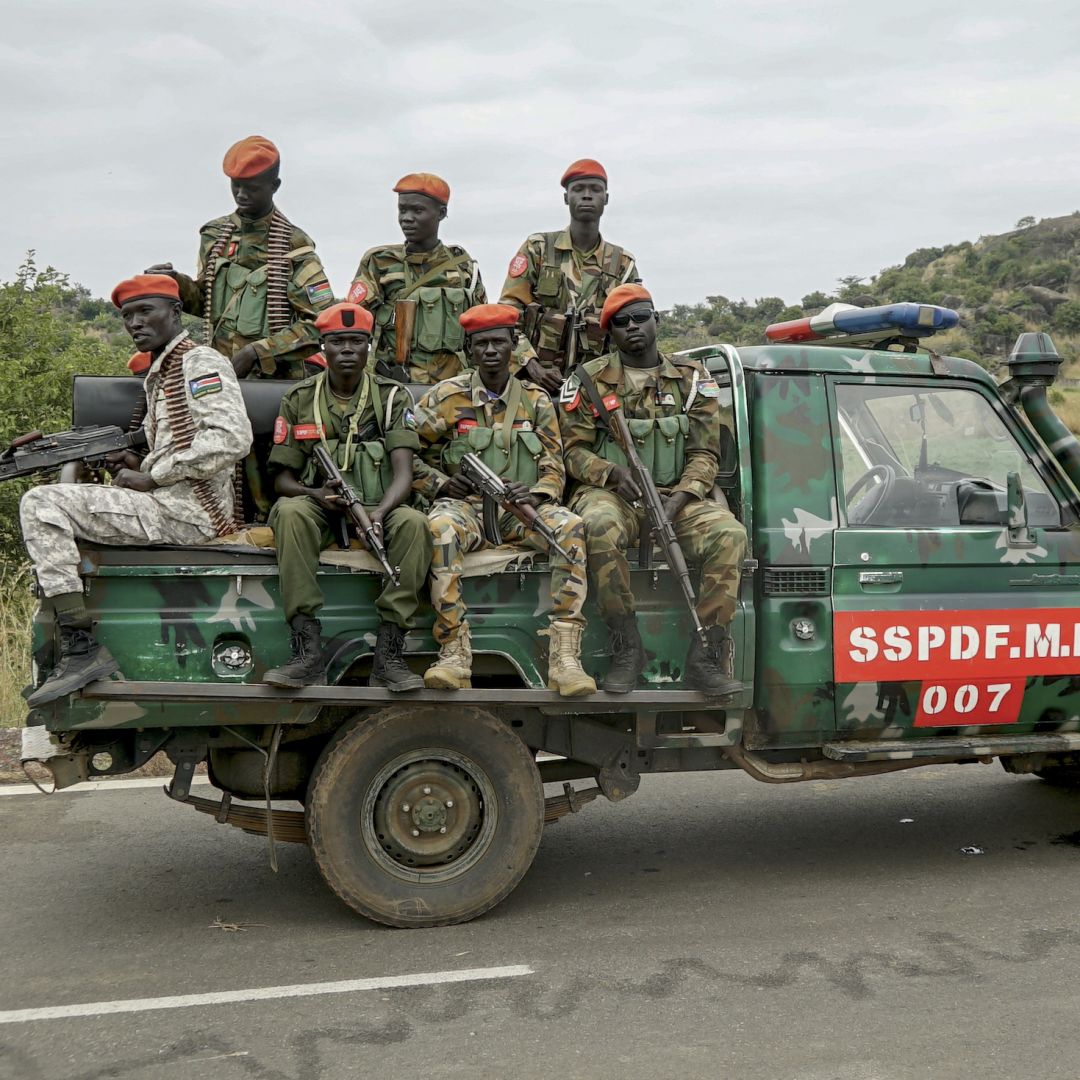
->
[20, 275, 252, 707]
[500, 159, 641, 396]
[347, 173, 486, 384]
[409, 304, 595, 697]
[559, 285, 747, 695]
[147, 135, 333, 380]
[264, 303, 432, 691]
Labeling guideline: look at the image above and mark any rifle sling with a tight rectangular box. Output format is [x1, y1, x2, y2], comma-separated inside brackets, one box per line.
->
[572, 364, 611, 433]
[400, 253, 474, 299]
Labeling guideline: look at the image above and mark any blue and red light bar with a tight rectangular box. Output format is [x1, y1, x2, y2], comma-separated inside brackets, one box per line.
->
[765, 302, 959, 344]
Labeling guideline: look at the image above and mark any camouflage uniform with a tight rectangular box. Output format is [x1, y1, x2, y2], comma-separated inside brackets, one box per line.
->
[267, 370, 431, 626]
[174, 210, 334, 379]
[559, 351, 746, 627]
[410, 370, 587, 644]
[20, 335, 252, 597]
[348, 243, 487, 384]
[499, 229, 640, 370]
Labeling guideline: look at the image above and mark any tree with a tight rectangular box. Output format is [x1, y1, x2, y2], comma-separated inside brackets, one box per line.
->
[0, 254, 128, 561]
[1015, 216, 1036, 229]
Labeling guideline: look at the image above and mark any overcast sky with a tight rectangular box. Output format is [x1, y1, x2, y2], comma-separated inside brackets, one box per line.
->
[3, 0, 1079, 311]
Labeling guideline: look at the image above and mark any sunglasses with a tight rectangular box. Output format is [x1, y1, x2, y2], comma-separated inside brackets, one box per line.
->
[609, 310, 655, 329]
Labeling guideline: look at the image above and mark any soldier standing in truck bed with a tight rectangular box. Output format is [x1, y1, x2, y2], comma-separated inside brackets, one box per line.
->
[499, 159, 641, 397]
[347, 173, 487, 385]
[146, 135, 334, 381]
[558, 285, 746, 697]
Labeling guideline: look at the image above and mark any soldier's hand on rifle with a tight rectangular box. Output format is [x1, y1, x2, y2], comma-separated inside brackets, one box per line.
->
[662, 491, 692, 524]
[437, 473, 476, 501]
[607, 465, 642, 504]
[522, 358, 564, 396]
[144, 263, 178, 279]
[311, 479, 343, 514]
[366, 508, 386, 549]
[112, 468, 157, 493]
[231, 345, 259, 378]
[503, 480, 539, 508]
[104, 450, 143, 476]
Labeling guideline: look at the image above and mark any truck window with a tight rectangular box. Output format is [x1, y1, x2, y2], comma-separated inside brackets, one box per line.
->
[834, 382, 1061, 529]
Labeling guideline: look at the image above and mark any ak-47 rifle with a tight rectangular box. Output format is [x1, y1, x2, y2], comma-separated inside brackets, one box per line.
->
[571, 365, 708, 650]
[458, 453, 575, 561]
[394, 299, 417, 374]
[0, 426, 148, 484]
[562, 303, 583, 376]
[313, 444, 400, 585]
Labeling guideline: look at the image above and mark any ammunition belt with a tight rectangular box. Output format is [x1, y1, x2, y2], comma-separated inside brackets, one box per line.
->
[155, 337, 238, 537]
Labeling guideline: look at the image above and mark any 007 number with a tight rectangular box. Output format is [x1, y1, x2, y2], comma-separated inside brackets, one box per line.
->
[913, 678, 1024, 728]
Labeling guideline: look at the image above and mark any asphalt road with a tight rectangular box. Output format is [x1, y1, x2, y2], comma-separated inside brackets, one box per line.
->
[1, 764, 1079, 1080]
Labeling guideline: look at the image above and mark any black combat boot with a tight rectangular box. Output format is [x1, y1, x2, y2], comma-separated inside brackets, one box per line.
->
[26, 616, 121, 708]
[370, 622, 423, 692]
[684, 626, 741, 697]
[602, 614, 646, 694]
[264, 615, 325, 688]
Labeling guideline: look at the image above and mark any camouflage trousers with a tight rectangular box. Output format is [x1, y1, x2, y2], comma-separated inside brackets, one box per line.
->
[20, 484, 215, 598]
[268, 496, 431, 626]
[569, 487, 747, 627]
[427, 498, 587, 644]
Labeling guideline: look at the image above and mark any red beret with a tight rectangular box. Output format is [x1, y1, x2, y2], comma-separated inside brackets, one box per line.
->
[393, 172, 450, 205]
[561, 159, 607, 187]
[127, 351, 152, 375]
[599, 284, 653, 330]
[314, 302, 374, 335]
[222, 136, 280, 179]
[459, 304, 520, 335]
[111, 274, 181, 309]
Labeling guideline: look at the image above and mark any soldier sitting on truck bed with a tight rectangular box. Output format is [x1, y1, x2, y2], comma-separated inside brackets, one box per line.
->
[408, 303, 596, 697]
[347, 173, 487, 385]
[264, 302, 433, 692]
[559, 284, 747, 695]
[20, 274, 253, 707]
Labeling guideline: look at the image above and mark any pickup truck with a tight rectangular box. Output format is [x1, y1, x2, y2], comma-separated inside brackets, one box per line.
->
[19, 304, 1080, 928]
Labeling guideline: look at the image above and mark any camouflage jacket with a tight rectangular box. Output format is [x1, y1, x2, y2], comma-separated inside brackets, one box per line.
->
[408, 370, 565, 506]
[141, 334, 253, 526]
[174, 209, 334, 379]
[559, 351, 722, 500]
[347, 241, 487, 384]
[499, 229, 640, 365]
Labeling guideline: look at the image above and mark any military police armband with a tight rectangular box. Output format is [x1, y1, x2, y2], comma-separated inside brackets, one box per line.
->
[508, 254, 528, 278]
[348, 280, 368, 304]
[273, 416, 289, 444]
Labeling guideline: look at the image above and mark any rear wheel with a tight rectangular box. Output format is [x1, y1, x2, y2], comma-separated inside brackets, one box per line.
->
[306, 704, 544, 927]
[1035, 766, 1080, 788]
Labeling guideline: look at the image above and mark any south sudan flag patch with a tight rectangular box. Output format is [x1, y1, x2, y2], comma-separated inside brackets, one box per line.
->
[307, 281, 334, 305]
[189, 374, 223, 399]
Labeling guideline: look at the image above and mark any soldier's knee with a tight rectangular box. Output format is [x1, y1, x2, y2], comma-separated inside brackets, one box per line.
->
[393, 507, 433, 545]
[581, 511, 625, 550]
[19, 485, 61, 530]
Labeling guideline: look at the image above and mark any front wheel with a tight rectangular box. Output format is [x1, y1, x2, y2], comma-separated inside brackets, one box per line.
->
[306, 704, 544, 927]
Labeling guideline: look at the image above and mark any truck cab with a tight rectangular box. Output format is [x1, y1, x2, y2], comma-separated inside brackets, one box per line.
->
[20, 304, 1080, 927]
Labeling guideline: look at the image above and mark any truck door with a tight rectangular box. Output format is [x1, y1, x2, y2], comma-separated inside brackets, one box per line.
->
[829, 376, 1080, 737]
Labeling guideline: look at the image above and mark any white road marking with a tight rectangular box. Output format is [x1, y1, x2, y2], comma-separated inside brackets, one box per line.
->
[0, 965, 534, 1025]
[0, 776, 213, 797]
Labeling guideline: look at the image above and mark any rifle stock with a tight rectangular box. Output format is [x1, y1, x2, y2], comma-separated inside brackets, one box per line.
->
[395, 299, 417, 372]
[313, 445, 400, 585]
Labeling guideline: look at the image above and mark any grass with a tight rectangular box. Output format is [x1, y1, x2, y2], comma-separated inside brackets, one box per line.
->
[0, 563, 33, 728]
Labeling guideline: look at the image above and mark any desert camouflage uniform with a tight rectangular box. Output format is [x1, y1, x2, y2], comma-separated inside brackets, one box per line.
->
[409, 370, 587, 644]
[173, 210, 334, 379]
[267, 370, 431, 626]
[20, 334, 253, 597]
[559, 351, 746, 627]
[499, 229, 640, 372]
[348, 242, 487, 384]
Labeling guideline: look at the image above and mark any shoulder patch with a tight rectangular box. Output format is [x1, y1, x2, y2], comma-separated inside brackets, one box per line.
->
[292, 424, 326, 441]
[560, 374, 581, 412]
[306, 280, 333, 305]
[403, 408, 416, 429]
[696, 377, 720, 398]
[508, 253, 529, 278]
[347, 280, 368, 304]
[273, 416, 289, 444]
[189, 373, 223, 399]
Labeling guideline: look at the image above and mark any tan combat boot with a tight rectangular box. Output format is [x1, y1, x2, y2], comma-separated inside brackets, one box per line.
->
[424, 625, 473, 689]
[546, 620, 597, 698]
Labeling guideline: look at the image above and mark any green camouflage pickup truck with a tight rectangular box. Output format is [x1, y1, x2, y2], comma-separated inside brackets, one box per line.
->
[19, 303, 1080, 927]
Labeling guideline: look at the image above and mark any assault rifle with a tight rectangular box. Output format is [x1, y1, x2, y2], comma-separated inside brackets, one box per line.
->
[572, 365, 709, 651]
[0, 426, 147, 484]
[458, 453, 574, 561]
[562, 303, 582, 376]
[313, 444, 400, 585]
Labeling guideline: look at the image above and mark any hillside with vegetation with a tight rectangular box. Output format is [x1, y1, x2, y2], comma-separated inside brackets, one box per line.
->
[657, 211, 1080, 376]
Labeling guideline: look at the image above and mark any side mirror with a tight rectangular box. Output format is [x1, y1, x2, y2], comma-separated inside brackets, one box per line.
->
[1007, 471, 1035, 547]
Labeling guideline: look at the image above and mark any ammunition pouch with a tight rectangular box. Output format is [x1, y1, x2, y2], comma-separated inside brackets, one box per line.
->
[215, 260, 269, 339]
[597, 414, 688, 487]
[301, 436, 391, 505]
[442, 425, 543, 488]
[414, 286, 468, 355]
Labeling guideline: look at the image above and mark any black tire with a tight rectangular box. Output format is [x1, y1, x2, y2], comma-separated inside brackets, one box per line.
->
[305, 704, 544, 928]
[1035, 766, 1080, 788]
